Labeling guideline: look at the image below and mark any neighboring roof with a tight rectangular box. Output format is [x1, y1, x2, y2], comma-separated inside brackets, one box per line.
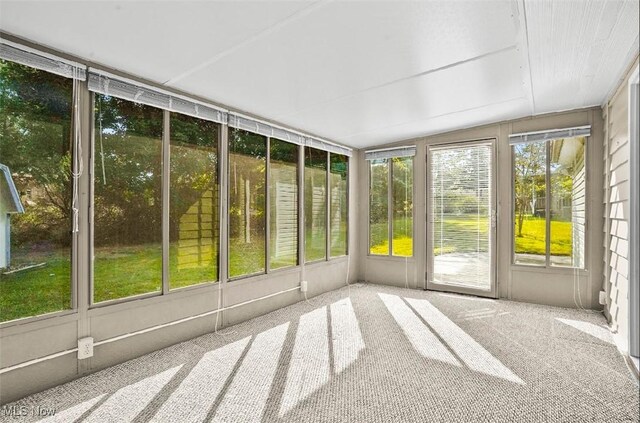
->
[550, 137, 586, 169]
[0, 164, 25, 214]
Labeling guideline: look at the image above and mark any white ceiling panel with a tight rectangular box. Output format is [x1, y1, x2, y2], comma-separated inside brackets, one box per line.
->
[0, 1, 317, 84]
[267, 47, 527, 141]
[526, 0, 640, 113]
[1, 0, 638, 149]
[170, 0, 518, 118]
[340, 97, 532, 146]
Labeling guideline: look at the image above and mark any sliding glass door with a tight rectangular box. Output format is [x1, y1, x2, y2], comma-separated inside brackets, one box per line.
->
[427, 140, 496, 296]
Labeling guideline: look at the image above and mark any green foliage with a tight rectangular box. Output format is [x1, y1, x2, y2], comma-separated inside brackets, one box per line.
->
[1, 60, 74, 248]
[513, 142, 546, 236]
[369, 160, 388, 224]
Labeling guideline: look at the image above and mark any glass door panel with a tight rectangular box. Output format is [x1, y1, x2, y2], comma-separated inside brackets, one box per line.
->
[427, 141, 496, 295]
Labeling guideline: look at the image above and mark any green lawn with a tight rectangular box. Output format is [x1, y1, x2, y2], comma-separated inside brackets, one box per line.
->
[370, 217, 413, 256]
[515, 216, 572, 256]
[1, 243, 222, 322]
[369, 215, 573, 258]
[0, 249, 71, 323]
[0, 227, 347, 322]
[1, 215, 572, 322]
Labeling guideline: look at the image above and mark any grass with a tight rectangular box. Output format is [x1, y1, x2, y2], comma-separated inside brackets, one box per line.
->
[369, 215, 573, 258]
[370, 217, 414, 256]
[0, 248, 71, 322]
[0, 228, 347, 322]
[515, 216, 572, 256]
[1, 215, 571, 322]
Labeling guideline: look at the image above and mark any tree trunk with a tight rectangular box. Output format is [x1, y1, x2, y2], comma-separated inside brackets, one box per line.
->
[517, 211, 524, 237]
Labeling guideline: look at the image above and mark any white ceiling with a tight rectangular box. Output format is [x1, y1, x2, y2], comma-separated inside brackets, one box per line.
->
[1, 0, 638, 149]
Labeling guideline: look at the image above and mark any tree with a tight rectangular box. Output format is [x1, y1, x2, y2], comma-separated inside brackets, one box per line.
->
[0, 59, 74, 247]
[513, 142, 546, 237]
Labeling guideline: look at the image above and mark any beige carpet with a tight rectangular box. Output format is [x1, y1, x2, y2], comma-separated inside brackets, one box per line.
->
[2, 283, 638, 422]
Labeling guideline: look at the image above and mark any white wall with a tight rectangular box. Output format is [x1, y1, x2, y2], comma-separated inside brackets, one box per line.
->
[602, 55, 640, 354]
[357, 107, 605, 309]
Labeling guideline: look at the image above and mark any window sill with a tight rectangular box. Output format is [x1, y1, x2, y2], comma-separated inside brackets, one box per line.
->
[511, 264, 588, 276]
[365, 254, 415, 262]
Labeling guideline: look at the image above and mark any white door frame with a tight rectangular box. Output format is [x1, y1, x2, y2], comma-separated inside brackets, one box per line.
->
[425, 138, 498, 298]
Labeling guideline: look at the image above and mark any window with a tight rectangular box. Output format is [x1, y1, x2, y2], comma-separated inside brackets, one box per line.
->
[305, 148, 327, 262]
[0, 59, 74, 321]
[369, 159, 389, 255]
[228, 128, 267, 278]
[169, 113, 219, 289]
[368, 156, 413, 257]
[513, 136, 586, 268]
[392, 157, 413, 257]
[269, 139, 298, 270]
[330, 154, 348, 257]
[93, 95, 164, 302]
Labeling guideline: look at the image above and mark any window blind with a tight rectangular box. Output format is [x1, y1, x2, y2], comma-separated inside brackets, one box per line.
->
[87, 69, 351, 157]
[305, 137, 352, 157]
[229, 113, 352, 157]
[88, 69, 227, 124]
[365, 146, 416, 160]
[509, 125, 590, 145]
[228, 114, 305, 145]
[0, 40, 86, 80]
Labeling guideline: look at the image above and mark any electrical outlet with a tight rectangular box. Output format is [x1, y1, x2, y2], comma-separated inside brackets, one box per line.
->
[598, 291, 607, 306]
[78, 337, 94, 360]
[300, 280, 308, 293]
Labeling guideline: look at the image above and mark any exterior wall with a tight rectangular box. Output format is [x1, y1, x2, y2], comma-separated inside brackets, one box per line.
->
[602, 56, 640, 354]
[572, 153, 586, 269]
[358, 107, 604, 309]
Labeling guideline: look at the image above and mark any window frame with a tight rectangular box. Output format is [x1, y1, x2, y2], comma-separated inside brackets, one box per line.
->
[302, 147, 327, 264]
[90, 94, 166, 306]
[166, 111, 222, 291]
[267, 137, 301, 272]
[510, 136, 589, 270]
[90, 97, 224, 307]
[226, 128, 268, 281]
[367, 156, 415, 258]
[0, 58, 79, 325]
[329, 152, 349, 259]
[0, 42, 352, 327]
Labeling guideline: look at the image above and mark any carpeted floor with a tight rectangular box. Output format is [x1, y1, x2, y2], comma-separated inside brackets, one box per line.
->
[2, 283, 639, 422]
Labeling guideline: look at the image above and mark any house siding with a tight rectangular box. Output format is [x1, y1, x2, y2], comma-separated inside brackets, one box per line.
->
[572, 152, 586, 268]
[603, 56, 639, 352]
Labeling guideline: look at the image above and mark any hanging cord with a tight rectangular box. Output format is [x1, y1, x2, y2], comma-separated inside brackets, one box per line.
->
[98, 97, 107, 185]
[404, 160, 410, 289]
[70, 70, 83, 233]
[405, 255, 409, 289]
[575, 261, 587, 310]
[214, 280, 237, 336]
[572, 256, 600, 314]
[572, 264, 581, 309]
[345, 247, 351, 299]
[303, 288, 315, 306]
[214, 278, 223, 333]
